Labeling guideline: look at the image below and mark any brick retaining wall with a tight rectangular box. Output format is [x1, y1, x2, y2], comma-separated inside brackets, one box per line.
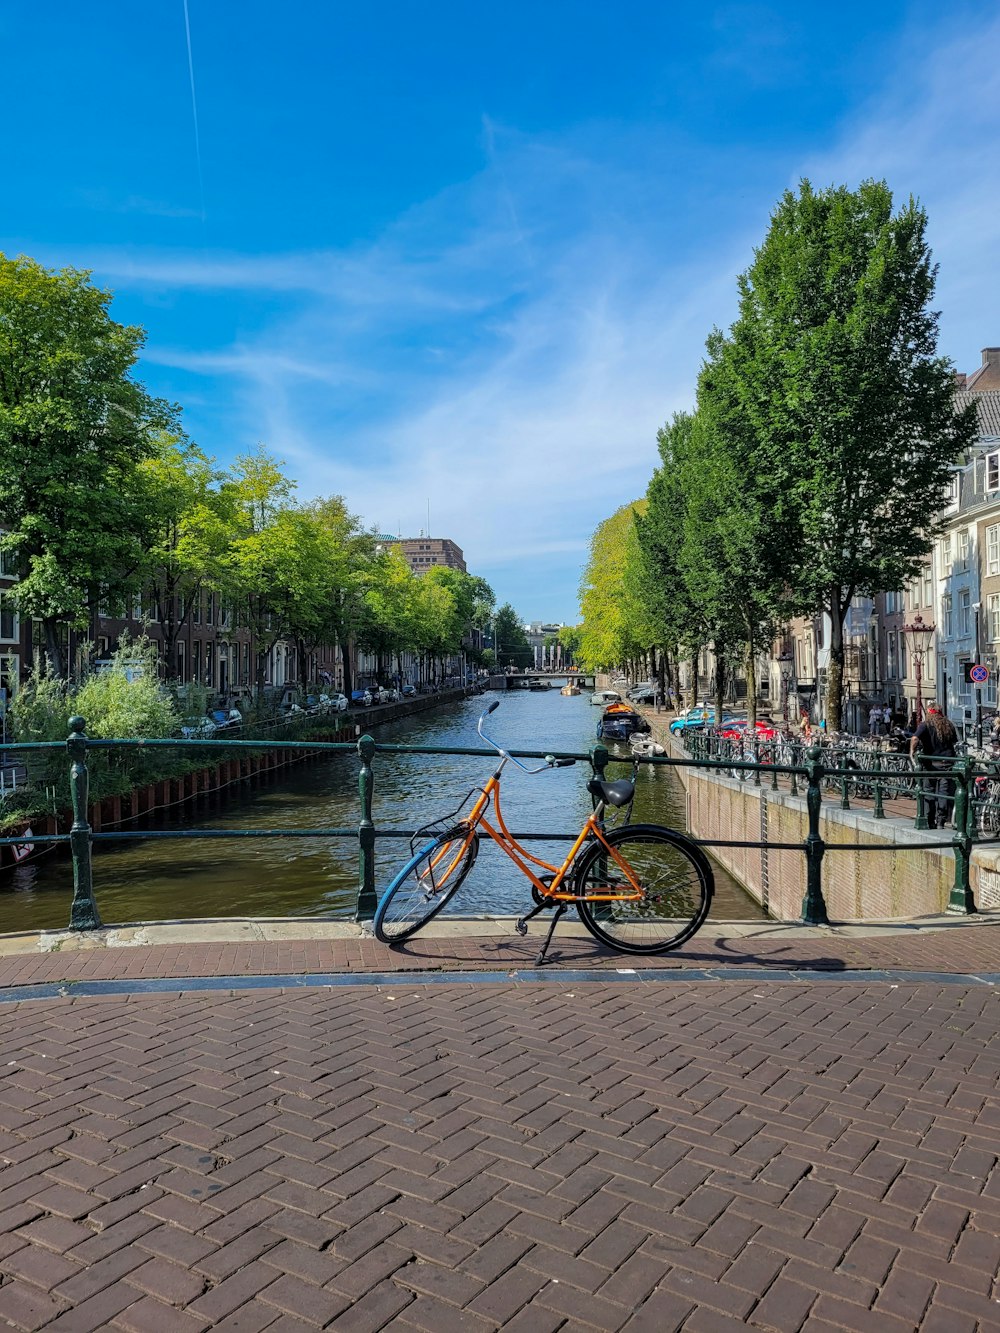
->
[656, 723, 974, 920]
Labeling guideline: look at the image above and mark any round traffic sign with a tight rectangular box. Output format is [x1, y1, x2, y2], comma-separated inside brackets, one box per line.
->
[971, 663, 989, 684]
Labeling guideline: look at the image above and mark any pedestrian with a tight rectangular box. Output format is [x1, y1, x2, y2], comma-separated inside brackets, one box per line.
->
[909, 705, 959, 829]
[882, 703, 893, 733]
[868, 705, 881, 738]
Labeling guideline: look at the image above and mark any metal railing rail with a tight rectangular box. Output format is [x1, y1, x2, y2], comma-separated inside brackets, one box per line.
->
[0, 717, 980, 934]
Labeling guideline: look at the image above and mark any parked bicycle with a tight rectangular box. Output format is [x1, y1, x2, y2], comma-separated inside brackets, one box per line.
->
[373, 701, 715, 963]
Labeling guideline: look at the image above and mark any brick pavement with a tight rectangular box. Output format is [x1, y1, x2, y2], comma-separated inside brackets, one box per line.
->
[1, 919, 999, 990]
[2, 969, 1000, 1330]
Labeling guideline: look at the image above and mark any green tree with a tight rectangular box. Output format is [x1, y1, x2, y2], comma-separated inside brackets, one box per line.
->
[136, 432, 231, 676]
[0, 255, 177, 676]
[713, 180, 977, 728]
[557, 624, 581, 668]
[636, 414, 701, 703]
[578, 504, 651, 673]
[493, 603, 532, 670]
[219, 447, 302, 700]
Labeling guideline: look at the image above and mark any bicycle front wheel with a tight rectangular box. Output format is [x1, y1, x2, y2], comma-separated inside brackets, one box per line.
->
[373, 827, 479, 944]
[573, 824, 713, 954]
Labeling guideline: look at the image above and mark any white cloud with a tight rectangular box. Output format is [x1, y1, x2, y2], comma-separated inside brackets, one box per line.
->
[67, 13, 1000, 620]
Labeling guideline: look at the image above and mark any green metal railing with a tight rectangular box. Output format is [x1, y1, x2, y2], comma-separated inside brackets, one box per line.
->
[0, 717, 980, 933]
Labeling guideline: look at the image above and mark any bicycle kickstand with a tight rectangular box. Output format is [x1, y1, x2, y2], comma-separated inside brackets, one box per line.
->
[534, 903, 567, 966]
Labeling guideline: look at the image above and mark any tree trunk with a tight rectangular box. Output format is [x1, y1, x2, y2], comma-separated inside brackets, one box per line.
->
[255, 650, 268, 702]
[715, 647, 726, 727]
[43, 617, 64, 679]
[339, 634, 353, 697]
[297, 637, 309, 694]
[745, 648, 758, 729]
[690, 651, 699, 706]
[827, 588, 846, 733]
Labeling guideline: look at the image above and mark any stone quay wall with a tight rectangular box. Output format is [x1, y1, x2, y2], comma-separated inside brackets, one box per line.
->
[657, 725, 996, 920]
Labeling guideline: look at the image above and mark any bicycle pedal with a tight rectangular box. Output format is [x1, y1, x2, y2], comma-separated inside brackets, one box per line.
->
[515, 919, 528, 936]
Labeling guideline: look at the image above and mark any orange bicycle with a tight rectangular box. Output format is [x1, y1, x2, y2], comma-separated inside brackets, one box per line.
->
[373, 701, 714, 962]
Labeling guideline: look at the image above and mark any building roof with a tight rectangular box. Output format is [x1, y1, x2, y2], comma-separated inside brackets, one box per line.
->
[956, 389, 1000, 439]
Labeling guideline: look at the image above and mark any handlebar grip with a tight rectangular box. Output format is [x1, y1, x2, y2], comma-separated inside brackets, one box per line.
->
[487, 700, 500, 714]
[547, 757, 576, 767]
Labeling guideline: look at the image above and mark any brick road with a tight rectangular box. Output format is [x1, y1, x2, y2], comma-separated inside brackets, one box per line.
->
[3, 950, 1000, 1330]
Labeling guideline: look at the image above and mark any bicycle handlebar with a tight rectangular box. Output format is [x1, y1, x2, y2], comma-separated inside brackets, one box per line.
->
[476, 701, 577, 773]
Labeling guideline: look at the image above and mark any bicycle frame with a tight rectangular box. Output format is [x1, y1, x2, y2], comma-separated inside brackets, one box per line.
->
[448, 754, 643, 903]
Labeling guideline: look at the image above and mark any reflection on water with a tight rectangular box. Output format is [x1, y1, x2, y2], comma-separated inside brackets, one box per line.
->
[0, 689, 765, 931]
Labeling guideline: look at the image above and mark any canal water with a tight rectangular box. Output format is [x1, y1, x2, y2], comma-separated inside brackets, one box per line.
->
[0, 688, 765, 932]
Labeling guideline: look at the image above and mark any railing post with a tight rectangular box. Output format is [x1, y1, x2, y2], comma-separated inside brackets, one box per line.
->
[356, 734, 377, 920]
[872, 750, 885, 820]
[789, 740, 799, 797]
[590, 743, 610, 786]
[67, 716, 101, 931]
[801, 744, 830, 926]
[752, 738, 760, 787]
[839, 753, 851, 810]
[947, 758, 976, 915]
[913, 755, 928, 830]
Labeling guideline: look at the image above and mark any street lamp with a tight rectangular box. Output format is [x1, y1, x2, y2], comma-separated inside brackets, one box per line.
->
[777, 651, 795, 725]
[903, 613, 935, 723]
[973, 601, 983, 748]
[869, 607, 879, 698]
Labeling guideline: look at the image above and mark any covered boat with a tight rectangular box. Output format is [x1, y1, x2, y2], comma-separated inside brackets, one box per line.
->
[597, 703, 651, 742]
[590, 689, 622, 706]
[560, 683, 581, 696]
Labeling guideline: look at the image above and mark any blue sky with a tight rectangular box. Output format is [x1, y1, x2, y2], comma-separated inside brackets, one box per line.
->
[3, 2, 1000, 623]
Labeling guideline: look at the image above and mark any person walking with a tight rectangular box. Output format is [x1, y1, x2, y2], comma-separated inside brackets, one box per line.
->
[909, 705, 959, 829]
[869, 704, 881, 738]
[882, 703, 894, 733]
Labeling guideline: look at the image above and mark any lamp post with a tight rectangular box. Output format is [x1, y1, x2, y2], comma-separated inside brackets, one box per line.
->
[973, 602, 983, 748]
[869, 607, 879, 698]
[903, 613, 935, 723]
[778, 651, 794, 726]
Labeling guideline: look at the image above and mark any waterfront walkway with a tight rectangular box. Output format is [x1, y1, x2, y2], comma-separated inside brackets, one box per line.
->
[2, 918, 1000, 1331]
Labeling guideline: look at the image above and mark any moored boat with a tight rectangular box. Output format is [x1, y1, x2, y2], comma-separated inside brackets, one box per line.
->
[597, 703, 651, 742]
[560, 683, 581, 696]
[590, 689, 621, 706]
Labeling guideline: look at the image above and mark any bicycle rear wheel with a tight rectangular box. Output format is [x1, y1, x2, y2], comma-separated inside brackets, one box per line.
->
[573, 824, 713, 954]
[373, 827, 479, 943]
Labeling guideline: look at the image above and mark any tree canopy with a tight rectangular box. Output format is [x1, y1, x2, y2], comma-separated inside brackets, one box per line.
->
[0, 255, 177, 675]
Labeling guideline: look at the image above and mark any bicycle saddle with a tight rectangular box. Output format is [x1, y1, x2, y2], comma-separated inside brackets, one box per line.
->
[587, 778, 635, 807]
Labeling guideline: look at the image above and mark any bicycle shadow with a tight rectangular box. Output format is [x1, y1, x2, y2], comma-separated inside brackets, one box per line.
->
[385, 929, 850, 973]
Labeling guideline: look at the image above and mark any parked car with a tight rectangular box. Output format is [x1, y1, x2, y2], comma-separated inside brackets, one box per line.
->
[669, 706, 737, 734]
[351, 689, 373, 708]
[375, 685, 400, 703]
[401, 684, 417, 697]
[627, 684, 656, 704]
[179, 716, 217, 739]
[320, 692, 349, 712]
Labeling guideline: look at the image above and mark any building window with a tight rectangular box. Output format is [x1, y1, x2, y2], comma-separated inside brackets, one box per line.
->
[989, 594, 1000, 644]
[177, 640, 186, 682]
[0, 593, 17, 643]
[192, 641, 201, 683]
[921, 567, 933, 607]
[0, 543, 17, 579]
[206, 594, 214, 627]
[958, 529, 970, 571]
[132, 593, 143, 621]
[193, 596, 202, 626]
[942, 594, 953, 638]
[988, 525, 1000, 577]
[960, 589, 972, 636]
[942, 533, 953, 574]
[988, 451, 1000, 493]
